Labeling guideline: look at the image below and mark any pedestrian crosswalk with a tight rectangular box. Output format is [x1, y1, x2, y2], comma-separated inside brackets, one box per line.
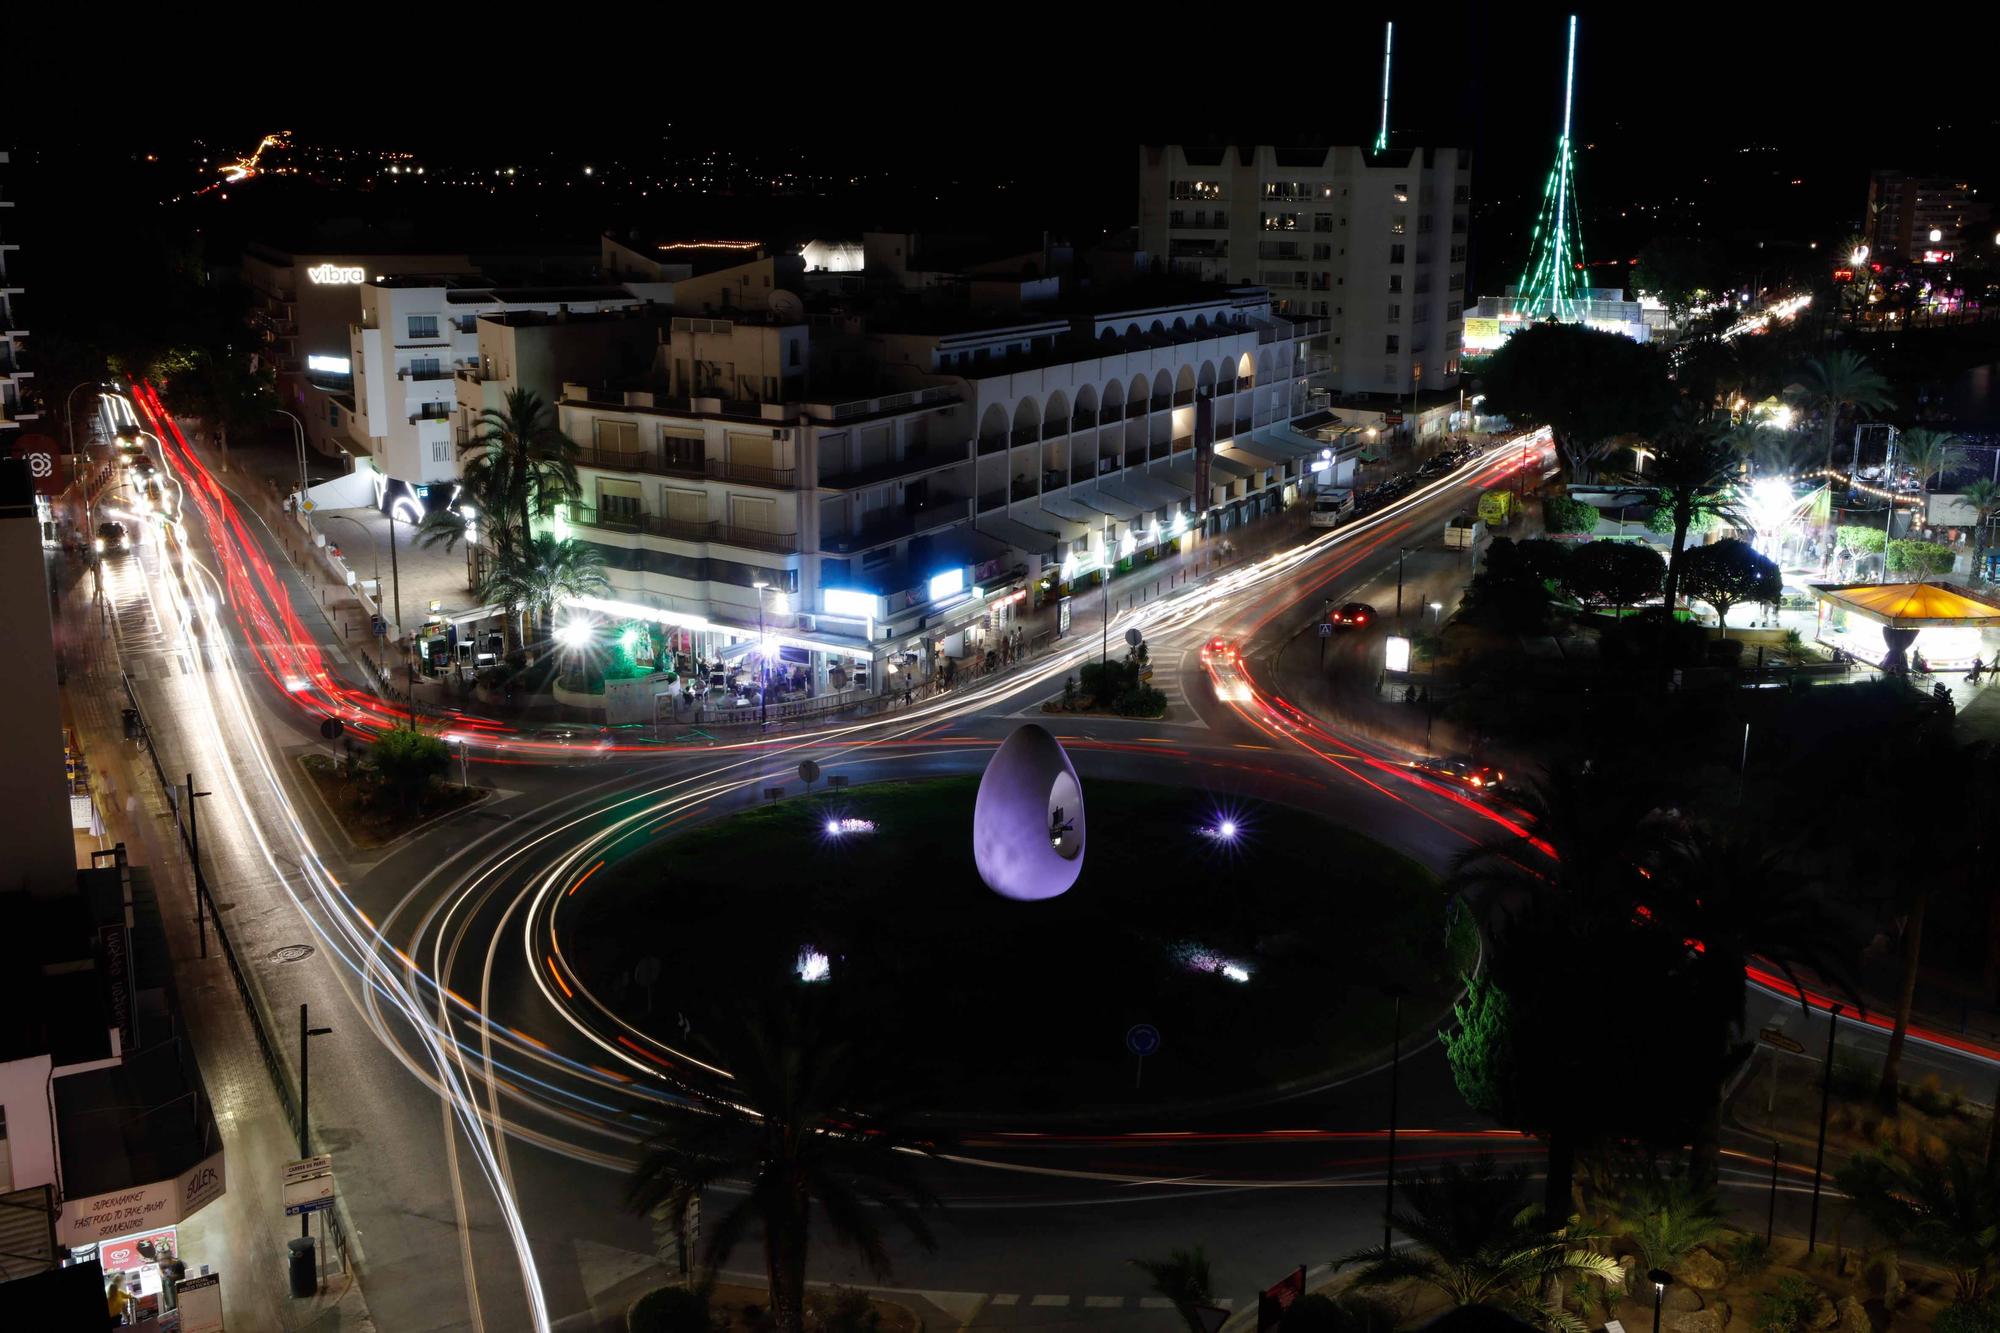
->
[990, 1293, 1233, 1312]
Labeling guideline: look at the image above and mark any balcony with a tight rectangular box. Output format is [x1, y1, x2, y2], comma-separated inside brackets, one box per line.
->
[1172, 435, 1193, 454]
[1011, 425, 1039, 447]
[1041, 421, 1068, 442]
[569, 505, 798, 553]
[400, 367, 451, 382]
[1216, 379, 1237, 396]
[408, 407, 451, 425]
[979, 433, 1008, 456]
[455, 365, 490, 384]
[451, 317, 480, 334]
[576, 445, 705, 479]
[706, 458, 798, 488]
[1071, 411, 1096, 431]
[1099, 407, 1122, 426]
[820, 503, 960, 553]
[1235, 417, 1253, 435]
[977, 488, 1008, 512]
[820, 445, 962, 489]
[1173, 389, 1195, 407]
[1125, 401, 1147, 419]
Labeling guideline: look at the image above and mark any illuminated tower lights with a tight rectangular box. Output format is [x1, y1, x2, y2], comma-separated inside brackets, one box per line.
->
[1373, 23, 1393, 154]
[1517, 15, 1587, 322]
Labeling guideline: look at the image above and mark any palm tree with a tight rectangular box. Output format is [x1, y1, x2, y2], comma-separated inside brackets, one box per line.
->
[1631, 416, 1746, 620]
[1896, 426, 1963, 493]
[625, 996, 940, 1333]
[1601, 1171, 1723, 1276]
[1837, 1150, 2000, 1303]
[1961, 478, 2000, 581]
[1793, 349, 1892, 478]
[1338, 1161, 1623, 1333]
[443, 388, 582, 559]
[1131, 1246, 1215, 1333]
[477, 534, 609, 651]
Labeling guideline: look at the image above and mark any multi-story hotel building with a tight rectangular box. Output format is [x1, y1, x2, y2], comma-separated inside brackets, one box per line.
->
[1137, 144, 1471, 399]
[0, 151, 35, 436]
[554, 268, 1336, 699]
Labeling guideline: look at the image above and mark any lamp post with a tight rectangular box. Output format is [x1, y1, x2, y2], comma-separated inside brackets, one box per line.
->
[1382, 983, 1407, 1250]
[1808, 1003, 1842, 1254]
[1649, 1269, 1673, 1333]
[752, 580, 771, 725]
[272, 408, 311, 536]
[298, 1003, 333, 1238]
[1395, 547, 1419, 631]
[63, 381, 101, 521]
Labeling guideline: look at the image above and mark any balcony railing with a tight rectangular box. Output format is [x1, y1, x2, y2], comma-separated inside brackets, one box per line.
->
[576, 445, 706, 479]
[400, 367, 450, 382]
[1173, 389, 1195, 406]
[1011, 425, 1039, 447]
[819, 446, 961, 488]
[408, 408, 451, 425]
[979, 433, 1008, 456]
[569, 505, 797, 553]
[706, 458, 797, 488]
[820, 504, 960, 553]
[977, 488, 1008, 512]
[1125, 401, 1147, 419]
[1071, 412, 1096, 431]
[1172, 435, 1193, 454]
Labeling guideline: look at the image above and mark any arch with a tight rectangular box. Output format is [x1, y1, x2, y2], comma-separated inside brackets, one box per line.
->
[1042, 390, 1069, 436]
[1152, 369, 1173, 403]
[1012, 397, 1041, 440]
[1149, 319, 1167, 335]
[1129, 373, 1151, 412]
[1171, 316, 1188, 334]
[1197, 361, 1217, 391]
[1099, 325, 1118, 342]
[1125, 323, 1143, 339]
[1175, 363, 1196, 392]
[1192, 314, 1209, 333]
[1236, 351, 1257, 383]
[980, 403, 1009, 445]
[1072, 383, 1098, 426]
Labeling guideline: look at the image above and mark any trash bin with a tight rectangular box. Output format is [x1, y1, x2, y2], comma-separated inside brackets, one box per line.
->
[287, 1235, 317, 1297]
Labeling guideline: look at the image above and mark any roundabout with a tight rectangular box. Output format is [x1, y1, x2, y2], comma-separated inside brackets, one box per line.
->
[547, 774, 1473, 1120]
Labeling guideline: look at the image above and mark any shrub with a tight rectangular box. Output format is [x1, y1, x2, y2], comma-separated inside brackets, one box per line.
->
[1887, 538, 1955, 575]
[1543, 494, 1602, 534]
[805, 1287, 880, 1333]
[1114, 685, 1168, 717]
[1937, 1299, 2000, 1333]
[1836, 525, 1886, 553]
[628, 1285, 713, 1333]
[1753, 1276, 1824, 1333]
[1278, 1293, 1396, 1333]
[368, 726, 450, 813]
[1707, 638, 1746, 666]
[1724, 1232, 1772, 1277]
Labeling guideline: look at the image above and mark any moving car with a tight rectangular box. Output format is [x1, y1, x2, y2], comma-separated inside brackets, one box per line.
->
[95, 520, 129, 553]
[1411, 755, 1516, 799]
[1330, 602, 1376, 629]
[1200, 638, 1254, 702]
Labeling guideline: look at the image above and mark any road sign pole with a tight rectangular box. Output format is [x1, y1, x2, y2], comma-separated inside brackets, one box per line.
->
[1807, 1003, 1841, 1254]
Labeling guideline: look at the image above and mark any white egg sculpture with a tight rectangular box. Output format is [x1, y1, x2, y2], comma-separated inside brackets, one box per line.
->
[974, 723, 1086, 901]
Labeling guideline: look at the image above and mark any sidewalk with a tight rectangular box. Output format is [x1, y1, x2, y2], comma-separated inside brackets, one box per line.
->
[55, 558, 376, 1331]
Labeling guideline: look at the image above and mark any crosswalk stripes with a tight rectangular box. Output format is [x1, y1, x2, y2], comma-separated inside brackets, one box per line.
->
[989, 1295, 1234, 1312]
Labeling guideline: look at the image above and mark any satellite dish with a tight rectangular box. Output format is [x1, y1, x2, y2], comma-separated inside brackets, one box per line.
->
[769, 290, 805, 322]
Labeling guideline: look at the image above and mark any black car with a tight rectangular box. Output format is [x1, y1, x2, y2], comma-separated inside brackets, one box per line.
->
[96, 521, 128, 553]
[1331, 601, 1376, 628]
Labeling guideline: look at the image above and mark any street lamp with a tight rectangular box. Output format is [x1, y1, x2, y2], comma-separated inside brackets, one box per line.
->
[272, 408, 311, 536]
[752, 579, 772, 726]
[1395, 547, 1420, 630]
[1649, 1270, 1673, 1333]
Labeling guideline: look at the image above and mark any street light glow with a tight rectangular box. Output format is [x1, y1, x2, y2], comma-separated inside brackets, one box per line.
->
[555, 619, 595, 650]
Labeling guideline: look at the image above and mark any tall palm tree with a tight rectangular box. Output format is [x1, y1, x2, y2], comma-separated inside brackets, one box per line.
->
[1896, 426, 1963, 493]
[1793, 349, 1892, 478]
[434, 388, 582, 559]
[1338, 1161, 1623, 1333]
[1631, 415, 1746, 619]
[626, 996, 940, 1333]
[1961, 478, 2000, 580]
[1130, 1246, 1215, 1333]
[1837, 1150, 2000, 1303]
[478, 534, 609, 651]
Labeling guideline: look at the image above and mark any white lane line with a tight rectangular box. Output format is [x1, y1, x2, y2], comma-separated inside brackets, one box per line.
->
[1083, 1297, 1124, 1309]
[989, 1295, 1020, 1307]
[1140, 1298, 1175, 1309]
[1031, 1295, 1070, 1307]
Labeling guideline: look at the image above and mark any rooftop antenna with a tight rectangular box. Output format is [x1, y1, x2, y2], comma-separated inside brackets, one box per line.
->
[1373, 22, 1394, 154]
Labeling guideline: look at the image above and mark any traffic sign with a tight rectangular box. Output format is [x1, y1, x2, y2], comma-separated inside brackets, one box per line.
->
[1758, 1027, 1804, 1055]
[1125, 1023, 1162, 1057]
[282, 1154, 335, 1217]
[1125, 628, 1143, 648]
[370, 615, 387, 636]
[319, 716, 345, 741]
[1318, 621, 1333, 637]
[283, 1154, 332, 1185]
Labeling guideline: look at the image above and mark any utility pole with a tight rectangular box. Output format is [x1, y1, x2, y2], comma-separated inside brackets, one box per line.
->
[185, 774, 212, 958]
[1383, 986, 1406, 1250]
[387, 510, 403, 633]
[1807, 1003, 1841, 1254]
[298, 1004, 333, 1238]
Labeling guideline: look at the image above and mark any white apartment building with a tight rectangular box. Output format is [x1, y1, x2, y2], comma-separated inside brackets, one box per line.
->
[556, 281, 1333, 699]
[0, 151, 35, 435]
[343, 280, 653, 490]
[1138, 144, 1471, 398]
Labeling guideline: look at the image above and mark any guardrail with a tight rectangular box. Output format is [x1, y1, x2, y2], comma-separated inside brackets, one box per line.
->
[120, 674, 357, 1278]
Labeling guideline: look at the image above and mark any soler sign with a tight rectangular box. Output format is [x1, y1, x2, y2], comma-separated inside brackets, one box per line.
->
[307, 263, 367, 285]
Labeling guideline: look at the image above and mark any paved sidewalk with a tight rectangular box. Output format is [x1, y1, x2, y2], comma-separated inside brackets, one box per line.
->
[55, 558, 377, 1331]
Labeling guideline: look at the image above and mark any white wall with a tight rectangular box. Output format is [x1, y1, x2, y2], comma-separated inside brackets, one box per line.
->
[0, 1054, 54, 1194]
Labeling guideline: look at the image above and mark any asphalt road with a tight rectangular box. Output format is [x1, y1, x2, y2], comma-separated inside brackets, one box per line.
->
[91, 394, 2000, 1333]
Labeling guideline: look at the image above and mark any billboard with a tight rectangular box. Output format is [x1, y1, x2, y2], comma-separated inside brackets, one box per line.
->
[9, 434, 63, 496]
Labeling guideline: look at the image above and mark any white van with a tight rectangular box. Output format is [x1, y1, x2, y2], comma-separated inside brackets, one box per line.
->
[1309, 488, 1355, 527]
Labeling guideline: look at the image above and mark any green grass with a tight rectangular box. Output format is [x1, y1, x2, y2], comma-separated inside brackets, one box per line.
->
[566, 777, 1467, 1115]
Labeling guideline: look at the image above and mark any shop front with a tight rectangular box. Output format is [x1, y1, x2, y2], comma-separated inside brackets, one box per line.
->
[62, 1148, 225, 1327]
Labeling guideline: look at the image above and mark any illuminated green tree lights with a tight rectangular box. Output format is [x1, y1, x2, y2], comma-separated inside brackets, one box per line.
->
[1517, 15, 1587, 322]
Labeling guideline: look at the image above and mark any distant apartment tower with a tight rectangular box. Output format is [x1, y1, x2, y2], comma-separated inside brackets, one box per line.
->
[1138, 144, 1471, 397]
[1865, 172, 1990, 261]
[0, 151, 36, 434]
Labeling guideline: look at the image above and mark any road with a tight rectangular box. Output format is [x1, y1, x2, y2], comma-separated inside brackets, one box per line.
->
[89, 387, 2000, 1332]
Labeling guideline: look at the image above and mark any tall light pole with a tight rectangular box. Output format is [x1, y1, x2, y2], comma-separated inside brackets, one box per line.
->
[752, 580, 771, 725]
[63, 381, 101, 520]
[272, 408, 311, 536]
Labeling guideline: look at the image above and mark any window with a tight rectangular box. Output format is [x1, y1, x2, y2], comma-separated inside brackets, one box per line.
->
[1313, 213, 1334, 232]
[409, 356, 441, 379]
[789, 341, 801, 367]
[1312, 242, 1332, 260]
[1260, 212, 1300, 232]
[595, 419, 640, 453]
[407, 315, 439, 340]
[1414, 304, 1430, 322]
[1170, 179, 1222, 201]
[1450, 243, 1467, 263]
[1393, 184, 1408, 201]
[1170, 210, 1186, 228]
[1447, 301, 1462, 321]
[600, 483, 643, 521]
[662, 428, 704, 468]
[327, 401, 340, 427]
[430, 441, 451, 463]
[1390, 214, 1407, 235]
[1388, 274, 1403, 293]
[1453, 183, 1470, 204]
[1385, 335, 1400, 353]
[1452, 215, 1467, 234]
[1389, 244, 1406, 264]
[1448, 272, 1464, 291]
[1418, 214, 1434, 234]
[1387, 304, 1401, 321]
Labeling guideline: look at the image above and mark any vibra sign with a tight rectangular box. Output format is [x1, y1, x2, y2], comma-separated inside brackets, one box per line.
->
[307, 263, 367, 285]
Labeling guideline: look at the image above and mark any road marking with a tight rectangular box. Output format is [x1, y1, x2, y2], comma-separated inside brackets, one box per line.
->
[988, 1295, 1019, 1307]
[1031, 1295, 1069, 1307]
[1083, 1297, 1124, 1309]
[1140, 1298, 1175, 1309]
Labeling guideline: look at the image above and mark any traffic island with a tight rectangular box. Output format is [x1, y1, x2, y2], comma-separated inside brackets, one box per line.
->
[563, 776, 1473, 1119]
[296, 752, 485, 850]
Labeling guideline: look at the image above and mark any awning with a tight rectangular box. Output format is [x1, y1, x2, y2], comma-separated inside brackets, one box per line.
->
[1120, 470, 1191, 509]
[1039, 494, 1112, 529]
[1014, 507, 1094, 545]
[977, 514, 1066, 560]
[1221, 438, 1288, 467]
[925, 524, 1011, 569]
[1071, 485, 1143, 521]
[1811, 582, 2000, 628]
[1206, 452, 1255, 481]
[1159, 464, 1201, 495]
